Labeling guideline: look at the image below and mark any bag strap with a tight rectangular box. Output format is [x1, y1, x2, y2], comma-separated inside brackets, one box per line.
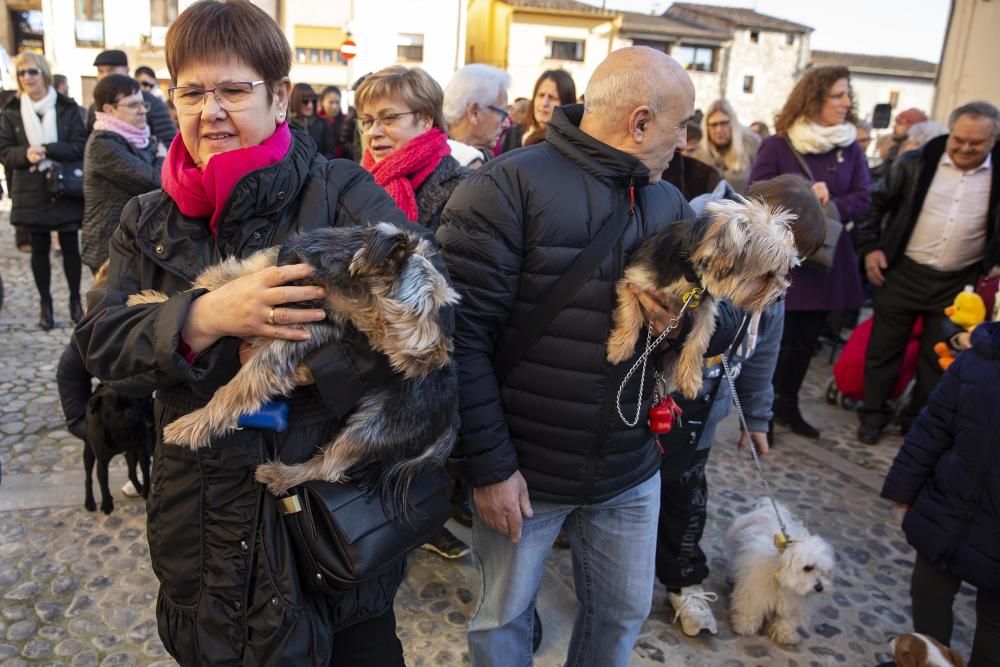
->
[494, 189, 635, 384]
[782, 135, 815, 181]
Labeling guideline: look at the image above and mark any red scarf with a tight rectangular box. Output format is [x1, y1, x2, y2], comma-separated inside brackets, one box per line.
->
[161, 122, 292, 235]
[361, 128, 451, 222]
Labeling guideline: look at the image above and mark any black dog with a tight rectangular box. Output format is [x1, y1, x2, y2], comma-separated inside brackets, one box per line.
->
[84, 384, 155, 514]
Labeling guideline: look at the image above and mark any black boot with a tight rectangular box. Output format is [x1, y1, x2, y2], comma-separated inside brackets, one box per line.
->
[70, 295, 83, 325]
[39, 299, 54, 331]
[773, 395, 820, 439]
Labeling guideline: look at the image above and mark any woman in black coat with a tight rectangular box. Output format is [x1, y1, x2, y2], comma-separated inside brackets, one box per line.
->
[82, 74, 165, 273]
[74, 2, 451, 664]
[289, 82, 326, 149]
[0, 52, 86, 329]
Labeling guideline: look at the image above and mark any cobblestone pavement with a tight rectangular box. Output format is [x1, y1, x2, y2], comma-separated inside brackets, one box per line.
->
[0, 209, 978, 666]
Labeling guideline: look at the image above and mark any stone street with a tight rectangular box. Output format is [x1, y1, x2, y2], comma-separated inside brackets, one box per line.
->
[0, 205, 977, 667]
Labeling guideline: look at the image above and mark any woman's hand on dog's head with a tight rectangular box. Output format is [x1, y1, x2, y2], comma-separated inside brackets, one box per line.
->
[629, 285, 683, 338]
[182, 263, 327, 355]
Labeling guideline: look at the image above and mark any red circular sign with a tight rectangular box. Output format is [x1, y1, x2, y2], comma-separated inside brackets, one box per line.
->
[339, 39, 357, 60]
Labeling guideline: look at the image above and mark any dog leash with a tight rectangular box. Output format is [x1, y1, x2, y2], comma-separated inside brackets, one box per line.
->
[616, 288, 702, 428]
[720, 353, 793, 552]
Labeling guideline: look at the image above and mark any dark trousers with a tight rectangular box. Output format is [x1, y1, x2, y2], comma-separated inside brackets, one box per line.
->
[655, 447, 710, 590]
[773, 310, 828, 402]
[861, 257, 979, 429]
[330, 608, 405, 666]
[29, 231, 82, 303]
[911, 553, 1000, 667]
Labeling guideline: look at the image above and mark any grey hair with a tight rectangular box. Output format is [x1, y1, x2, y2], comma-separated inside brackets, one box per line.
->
[584, 67, 668, 120]
[854, 119, 872, 131]
[443, 64, 511, 126]
[902, 120, 948, 151]
[948, 100, 1000, 137]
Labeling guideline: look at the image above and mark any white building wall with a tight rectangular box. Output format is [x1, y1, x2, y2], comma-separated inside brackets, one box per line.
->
[505, 18, 615, 100]
[724, 28, 805, 128]
[850, 73, 936, 123]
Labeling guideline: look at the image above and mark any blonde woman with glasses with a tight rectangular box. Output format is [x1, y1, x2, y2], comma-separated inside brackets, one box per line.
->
[0, 51, 86, 330]
[693, 99, 760, 194]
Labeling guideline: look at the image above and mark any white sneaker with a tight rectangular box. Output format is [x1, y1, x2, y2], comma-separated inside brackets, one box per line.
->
[121, 480, 140, 498]
[668, 586, 719, 637]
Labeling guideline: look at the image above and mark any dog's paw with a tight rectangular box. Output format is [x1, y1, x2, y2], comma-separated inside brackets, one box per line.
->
[84, 497, 96, 512]
[100, 498, 114, 515]
[767, 621, 801, 646]
[730, 612, 761, 637]
[255, 462, 296, 496]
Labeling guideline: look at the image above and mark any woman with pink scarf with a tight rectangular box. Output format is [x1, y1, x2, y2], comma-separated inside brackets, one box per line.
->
[81, 74, 166, 273]
[356, 66, 468, 233]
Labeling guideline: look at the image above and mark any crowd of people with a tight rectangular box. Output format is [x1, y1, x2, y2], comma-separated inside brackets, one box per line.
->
[1, 0, 997, 665]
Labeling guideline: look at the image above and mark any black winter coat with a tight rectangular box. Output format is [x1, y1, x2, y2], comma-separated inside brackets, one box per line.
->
[855, 135, 1000, 270]
[0, 93, 86, 231]
[882, 321, 1000, 594]
[81, 130, 162, 270]
[415, 155, 468, 232]
[57, 341, 92, 441]
[436, 104, 738, 504]
[74, 127, 435, 665]
[86, 92, 177, 147]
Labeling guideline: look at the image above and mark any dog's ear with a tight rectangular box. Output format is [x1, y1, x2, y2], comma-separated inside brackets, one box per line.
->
[894, 634, 925, 667]
[354, 223, 418, 276]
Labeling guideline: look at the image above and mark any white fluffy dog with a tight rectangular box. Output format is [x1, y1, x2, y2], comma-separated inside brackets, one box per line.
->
[726, 498, 835, 645]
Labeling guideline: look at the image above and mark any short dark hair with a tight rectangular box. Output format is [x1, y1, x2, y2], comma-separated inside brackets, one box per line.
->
[320, 85, 341, 99]
[134, 66, 156, 79]
[747, 174, 827, 259]
[290, 82, 317, 121]
[93, 74, 140, 109]
[686, 121, 702, 142]
[166, 0, 291, 100]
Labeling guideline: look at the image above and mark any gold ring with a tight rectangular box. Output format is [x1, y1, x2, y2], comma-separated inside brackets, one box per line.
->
[266, 307, 275, 326]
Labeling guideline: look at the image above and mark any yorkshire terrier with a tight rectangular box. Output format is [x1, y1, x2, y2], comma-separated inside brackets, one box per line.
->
[128, 223, 460, 507]
[606, 198, 799, 398]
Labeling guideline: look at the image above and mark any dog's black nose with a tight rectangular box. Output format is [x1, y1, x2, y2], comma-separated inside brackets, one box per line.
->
[814, 582, 824, 593]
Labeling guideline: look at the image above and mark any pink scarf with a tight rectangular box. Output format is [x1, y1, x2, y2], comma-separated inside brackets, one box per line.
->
[161, 122, 292, 235]
[93, 111, 151, 148]
[361, 128, 451, 222]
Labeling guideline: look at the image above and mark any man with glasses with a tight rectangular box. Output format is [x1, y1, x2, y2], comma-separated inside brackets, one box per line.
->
[86, 50, 176, 146]
[443, 64, 511, 168]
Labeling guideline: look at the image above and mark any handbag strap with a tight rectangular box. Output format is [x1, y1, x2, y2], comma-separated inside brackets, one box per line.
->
[782, 135, 816, 181]
[494, 189, 634, 384]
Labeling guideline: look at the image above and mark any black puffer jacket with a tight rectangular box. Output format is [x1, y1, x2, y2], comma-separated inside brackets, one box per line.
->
[0, 92, 86, 231]
[74, 127, 439, 665]
[415, 155, 468, 232]
[81, 130, 162, 270]
[855, 135, 1000, 270]
[437, 105, 738, 504]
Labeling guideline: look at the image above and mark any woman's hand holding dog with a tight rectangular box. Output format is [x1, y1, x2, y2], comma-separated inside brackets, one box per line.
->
[473, 471, 534, 543]
[629, 285, 682, 337]
[182, 264, 327, 355]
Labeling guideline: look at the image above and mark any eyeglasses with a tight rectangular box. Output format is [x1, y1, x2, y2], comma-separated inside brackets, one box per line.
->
[301, 98, 316, 106]
[357, 110, 419, 132]
[486, 104, 510, 124]
[168, 80, 267, 115]
[139, 80, 156, 90]
[114, 100, 151, 112]
[16, 68, 40, 78]
[707, 119, 731, 129]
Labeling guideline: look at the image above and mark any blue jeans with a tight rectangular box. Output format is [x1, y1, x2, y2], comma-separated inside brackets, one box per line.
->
[467, 472, 660, 667]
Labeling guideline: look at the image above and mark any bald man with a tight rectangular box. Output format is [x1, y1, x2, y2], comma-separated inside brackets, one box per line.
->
[437, 48, 741, 665]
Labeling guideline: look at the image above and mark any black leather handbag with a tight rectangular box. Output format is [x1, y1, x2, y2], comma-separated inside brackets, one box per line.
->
[276, 466, 453, 595]
[45, 161, 84, 199]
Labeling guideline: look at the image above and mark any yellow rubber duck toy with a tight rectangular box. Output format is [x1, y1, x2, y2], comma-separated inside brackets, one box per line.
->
[934, 286, 986, 370]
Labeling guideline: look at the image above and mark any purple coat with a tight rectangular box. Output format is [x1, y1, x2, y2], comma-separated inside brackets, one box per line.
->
[749, 135, 870, 311]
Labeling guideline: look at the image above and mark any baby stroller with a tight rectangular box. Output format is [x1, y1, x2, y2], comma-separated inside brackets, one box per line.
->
[825, 316, 922, 410]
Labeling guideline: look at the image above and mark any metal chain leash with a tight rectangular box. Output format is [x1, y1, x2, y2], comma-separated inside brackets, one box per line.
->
[615, 290, 700, 428]
[720, 353, 790, 540]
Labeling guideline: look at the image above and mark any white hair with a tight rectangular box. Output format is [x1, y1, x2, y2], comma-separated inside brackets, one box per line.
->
[901, 120, 948, 152]
[443, 64, 511, 126]
[584, 67, 667, 120]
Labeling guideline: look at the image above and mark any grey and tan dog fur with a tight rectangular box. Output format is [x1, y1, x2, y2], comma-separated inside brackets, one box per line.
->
[606, 198, 799, 398]
[128, 222, 460, 508]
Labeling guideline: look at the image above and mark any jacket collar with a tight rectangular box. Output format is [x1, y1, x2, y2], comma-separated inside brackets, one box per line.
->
[546, 105, 651, 189]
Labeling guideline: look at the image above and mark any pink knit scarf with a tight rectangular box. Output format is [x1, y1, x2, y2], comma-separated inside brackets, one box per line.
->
[93, 111, 150, 148]
[161, 122, 292, 235]
[361, 128, 451, 222]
